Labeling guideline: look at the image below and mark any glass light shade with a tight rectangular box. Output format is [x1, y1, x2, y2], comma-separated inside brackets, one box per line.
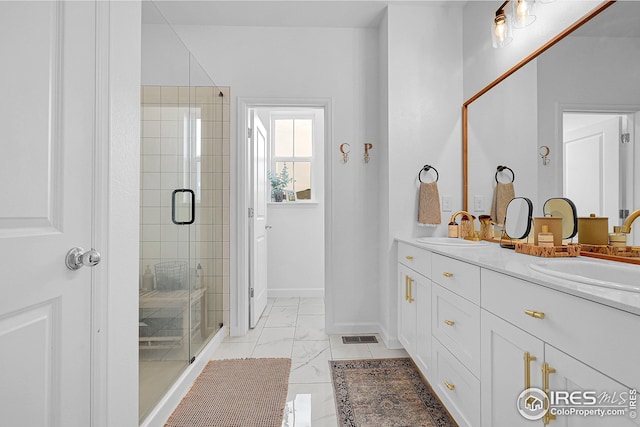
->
[512, 0, 536, 28]
[492, 12, 513, 48]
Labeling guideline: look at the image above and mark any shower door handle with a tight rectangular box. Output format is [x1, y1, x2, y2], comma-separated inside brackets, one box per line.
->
[65, 247, 102, 270]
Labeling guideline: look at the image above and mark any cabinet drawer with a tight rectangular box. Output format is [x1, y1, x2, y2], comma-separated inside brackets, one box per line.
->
[482, 268, 640, 390]
[432, 339, 480, 427]
[432, 284, 480, 376]
[398, 242, 431, 278]
[432, 253, 480, 304]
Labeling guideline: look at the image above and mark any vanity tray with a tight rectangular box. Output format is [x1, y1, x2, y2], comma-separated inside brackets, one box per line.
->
[515, 243, 581, 258]
[580, 244, 640, 257]
[579, 244, 640, 265]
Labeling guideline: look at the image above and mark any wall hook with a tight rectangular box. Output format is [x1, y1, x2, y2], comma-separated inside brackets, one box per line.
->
[339, 143, 350, 163]
[539, 145, 550, 166]
[364, 143, 373, 163]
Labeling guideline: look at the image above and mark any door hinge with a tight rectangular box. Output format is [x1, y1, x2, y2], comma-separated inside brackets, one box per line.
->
[621, 133, 630, 144]
[248, 207, 254, 218]
[620, 209, 630, 219]
[248, 127, 253, 139]
[250, 288, 254, 298]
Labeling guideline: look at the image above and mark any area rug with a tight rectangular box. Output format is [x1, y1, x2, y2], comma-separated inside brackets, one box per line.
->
[330, 358, 457, 427]
[165, 358, 291, 427]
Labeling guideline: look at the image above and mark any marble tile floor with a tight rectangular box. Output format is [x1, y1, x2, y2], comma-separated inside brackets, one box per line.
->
[211, 297, 409, 427]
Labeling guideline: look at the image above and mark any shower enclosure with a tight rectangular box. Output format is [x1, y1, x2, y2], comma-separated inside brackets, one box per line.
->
[139, 2, 230, 421]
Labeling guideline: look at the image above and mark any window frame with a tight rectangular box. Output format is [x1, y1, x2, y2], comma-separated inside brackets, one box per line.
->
[269, 111, 316, 203]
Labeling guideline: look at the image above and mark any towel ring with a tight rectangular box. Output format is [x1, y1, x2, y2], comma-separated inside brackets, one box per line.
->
[495, 165, 515, 183]
[418, 165, 439, 183]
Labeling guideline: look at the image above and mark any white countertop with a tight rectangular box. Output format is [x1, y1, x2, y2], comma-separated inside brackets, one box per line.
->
[396, 237, 640, 316]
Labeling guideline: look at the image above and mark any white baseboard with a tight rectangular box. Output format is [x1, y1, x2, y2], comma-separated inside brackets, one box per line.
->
[139, 326, 227, 427]
[325, 322, 380, 336]
[378, 324, 402, 349]
[267, 288, 324, 299]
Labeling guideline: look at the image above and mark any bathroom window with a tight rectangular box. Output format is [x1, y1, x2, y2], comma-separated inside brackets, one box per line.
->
[270, 115, 314, 201]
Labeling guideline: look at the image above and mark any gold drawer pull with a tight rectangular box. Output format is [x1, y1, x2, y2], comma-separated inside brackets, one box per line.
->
[442, 272, 453, 278]
[407, 276, 415, 303]
[542, 363, 557, 424]
[405, 275, 410, 302]
[405, 255, 414, 260]
[524, 309, 545, 319]
[444, 381, 455, 391]
[524, 351, 537, 391]
[444, 320, 455, 326]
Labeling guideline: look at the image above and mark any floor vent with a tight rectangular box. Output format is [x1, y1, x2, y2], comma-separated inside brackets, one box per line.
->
[342, 335, 378, 344]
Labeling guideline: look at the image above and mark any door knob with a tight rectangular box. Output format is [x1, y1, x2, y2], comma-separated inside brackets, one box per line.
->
[265, 225, 273, 230]
[65, 247, 101, 270]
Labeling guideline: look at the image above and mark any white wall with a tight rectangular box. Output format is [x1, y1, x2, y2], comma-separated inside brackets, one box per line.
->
[381, 3, 464, 345]
[467, 60, 539, 212]
[141, 23, 190, 85]
[171, 24, 381, 333]
[463, 0, 601, 100]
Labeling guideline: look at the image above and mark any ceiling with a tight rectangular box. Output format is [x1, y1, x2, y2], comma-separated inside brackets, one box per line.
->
[146, 0, 464, 29]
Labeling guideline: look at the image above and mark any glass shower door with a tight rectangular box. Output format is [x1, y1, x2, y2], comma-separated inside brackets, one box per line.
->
[140, 2, 227, 421]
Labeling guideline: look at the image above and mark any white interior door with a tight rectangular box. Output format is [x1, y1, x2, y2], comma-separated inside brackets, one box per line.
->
[564, 115, 619, 221]
[0, 2, 96, 425]
[249, 110, 269, 328]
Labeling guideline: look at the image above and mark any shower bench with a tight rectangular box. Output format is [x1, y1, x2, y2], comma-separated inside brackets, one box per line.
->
[138, 287, 208, 349]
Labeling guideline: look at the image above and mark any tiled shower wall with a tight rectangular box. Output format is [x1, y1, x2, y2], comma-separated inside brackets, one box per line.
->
[140, 86, 230, 335]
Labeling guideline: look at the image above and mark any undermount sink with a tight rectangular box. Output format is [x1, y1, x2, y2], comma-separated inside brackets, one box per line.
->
[529, 259, 640, 292]
[415, 237, 489, 247]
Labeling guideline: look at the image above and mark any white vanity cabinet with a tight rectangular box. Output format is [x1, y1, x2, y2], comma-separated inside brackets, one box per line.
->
[397, 244, 480, 427]
[481, 269, 639, 427]
[481, 309, 544, 427]
[397, 242, 433, 379]
[396, 239, 640, 427]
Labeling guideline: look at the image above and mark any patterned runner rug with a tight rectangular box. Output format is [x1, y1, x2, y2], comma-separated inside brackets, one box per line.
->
[165, 358, 291, 427]
[330, 358, 457, 427]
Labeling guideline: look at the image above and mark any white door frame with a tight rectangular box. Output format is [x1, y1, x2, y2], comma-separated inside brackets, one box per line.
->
[232, 97, 332, 336]
[93, 2, 141, 426]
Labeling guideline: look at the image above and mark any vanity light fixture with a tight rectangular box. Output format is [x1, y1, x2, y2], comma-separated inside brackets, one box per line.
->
[512, 0, 536, 28]
[492, 1, 513, 48]
[492, 0, 543, 48]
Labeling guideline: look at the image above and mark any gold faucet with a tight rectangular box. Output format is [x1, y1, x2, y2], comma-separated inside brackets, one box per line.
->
[620, 208, 640, 234]
[450, 211, 480, 241]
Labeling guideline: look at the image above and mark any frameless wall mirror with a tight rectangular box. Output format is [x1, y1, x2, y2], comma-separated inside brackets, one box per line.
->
[501, 197, 533, 248]
[543, 197, 578, 239]
[463, 1, 640, 246]
[172, 189, 195, 225]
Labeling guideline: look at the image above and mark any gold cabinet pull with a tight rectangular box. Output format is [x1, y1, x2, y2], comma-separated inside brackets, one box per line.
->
[405, 275, 409, 302]
[442, 272, 453, 278]
[444, 320, 455, 326]
[524, 309, 545, 319]
[444, 381, 455, 391]
[542, 363, 557, 424]
[405, 255, 414, 260]
[407, 276, 415, 303]
[524, 352, 537, 391]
